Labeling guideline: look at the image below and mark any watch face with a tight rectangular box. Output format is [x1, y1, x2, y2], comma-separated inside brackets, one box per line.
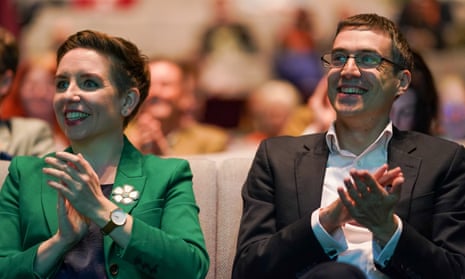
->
[111, 209, 127, 226]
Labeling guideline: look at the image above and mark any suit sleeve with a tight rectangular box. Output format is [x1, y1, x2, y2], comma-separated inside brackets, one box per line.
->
[232, 140, 331, 279]
[381, 144, 465, 279]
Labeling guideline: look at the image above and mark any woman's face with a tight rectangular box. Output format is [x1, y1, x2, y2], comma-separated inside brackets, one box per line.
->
[390, 89, 417, 131]
[54, 48, 126, 142]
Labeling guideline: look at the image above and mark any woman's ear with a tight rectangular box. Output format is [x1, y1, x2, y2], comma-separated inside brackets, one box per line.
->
[120, 89, 140, 116]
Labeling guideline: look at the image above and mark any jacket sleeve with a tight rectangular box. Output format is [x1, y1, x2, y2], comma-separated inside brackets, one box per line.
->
[0, 157, 56, 279]
[232, 140, 331, 279]
[118, 158, 209, 279]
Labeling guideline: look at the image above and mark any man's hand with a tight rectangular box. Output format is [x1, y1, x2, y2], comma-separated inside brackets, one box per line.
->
[337, 165, 404, 245]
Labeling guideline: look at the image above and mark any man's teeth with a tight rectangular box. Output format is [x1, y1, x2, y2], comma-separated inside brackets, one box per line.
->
[66, 112, 89, 120]
[341, 88, 364, 94]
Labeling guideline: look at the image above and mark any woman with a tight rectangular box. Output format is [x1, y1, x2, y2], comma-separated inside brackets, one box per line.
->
[0, 30, 209, 278]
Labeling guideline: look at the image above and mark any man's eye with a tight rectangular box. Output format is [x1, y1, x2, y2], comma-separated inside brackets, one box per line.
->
[360, 53, 381, 65]
[55, 80, 69, 91]
[332, 53, 347, 64]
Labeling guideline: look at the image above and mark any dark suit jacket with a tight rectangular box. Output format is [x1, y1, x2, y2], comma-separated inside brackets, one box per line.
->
[0, 138, 209, 279]
[232, 130, 465, 279]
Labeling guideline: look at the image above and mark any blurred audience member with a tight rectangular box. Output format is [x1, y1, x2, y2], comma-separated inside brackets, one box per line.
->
[232, 80, 300, 150]
[2, 56, 69, 150]
[0, 27, 55, 159]
[283, 75, 336, 136]
[196, 0, 269, 128]
[273, 7, 323, 102]
[438, 74, 465, 142]
[390, 51, 440, 135]
[398, 0, 453, 50]
[126, 57, 229, 156]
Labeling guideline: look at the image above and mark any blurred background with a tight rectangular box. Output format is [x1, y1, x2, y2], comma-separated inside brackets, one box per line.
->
[2, 0, 465, 152]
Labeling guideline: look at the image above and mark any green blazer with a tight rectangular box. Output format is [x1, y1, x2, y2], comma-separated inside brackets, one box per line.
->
[0, 138, 209, 279]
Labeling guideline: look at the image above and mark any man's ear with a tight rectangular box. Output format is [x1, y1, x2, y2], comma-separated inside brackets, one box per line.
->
[0, 70, 14, 98]
[397, 70, 411, 93]
[120, 89, 141, 116]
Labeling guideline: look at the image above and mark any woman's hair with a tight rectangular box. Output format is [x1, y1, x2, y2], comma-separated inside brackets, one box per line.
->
[336, 13, 414, 72]
[56, 30, 150, 126]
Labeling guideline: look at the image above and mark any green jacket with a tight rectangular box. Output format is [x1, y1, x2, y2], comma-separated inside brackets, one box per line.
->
[0, 138, 209, 279]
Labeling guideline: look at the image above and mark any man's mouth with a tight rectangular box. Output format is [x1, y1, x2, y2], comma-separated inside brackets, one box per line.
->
[339, 87, 366, 95]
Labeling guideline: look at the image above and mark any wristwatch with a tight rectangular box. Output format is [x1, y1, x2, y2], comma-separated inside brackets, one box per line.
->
[101, 208, 127, 235]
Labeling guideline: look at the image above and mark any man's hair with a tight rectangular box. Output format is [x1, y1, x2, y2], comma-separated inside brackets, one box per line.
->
[0, 27, 19, 75]
[336, 13, 413, 72]
[56, 30, 150, 126]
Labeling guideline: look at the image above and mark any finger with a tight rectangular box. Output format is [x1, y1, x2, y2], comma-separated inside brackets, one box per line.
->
[378, 167, 403, 186]
[372, 164, 388, 180]
[55, 152, 85, 173]
[350, 170, 371, 196]
[343, 177, 362, 202]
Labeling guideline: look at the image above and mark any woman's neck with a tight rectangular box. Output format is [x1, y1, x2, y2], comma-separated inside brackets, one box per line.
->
[70, 135, 124, 184]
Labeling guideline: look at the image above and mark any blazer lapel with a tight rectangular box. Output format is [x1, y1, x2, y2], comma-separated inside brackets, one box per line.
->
[295, 134, 329, 217]
[388, 130, 421, 218]
[104, 137, 147, 258]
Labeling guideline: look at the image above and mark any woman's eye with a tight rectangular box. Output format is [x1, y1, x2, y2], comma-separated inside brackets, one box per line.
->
[55, 80, 69, 91]
[82, 79, 99, 89]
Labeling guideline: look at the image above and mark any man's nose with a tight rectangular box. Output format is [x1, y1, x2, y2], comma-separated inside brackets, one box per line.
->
[340, 56, 361, 77]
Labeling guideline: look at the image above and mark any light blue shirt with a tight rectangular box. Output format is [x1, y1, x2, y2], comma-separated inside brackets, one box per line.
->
[310, 122, 402, 279]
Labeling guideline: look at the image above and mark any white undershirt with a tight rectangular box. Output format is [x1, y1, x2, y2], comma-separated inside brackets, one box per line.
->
[310, 122, 402, 279]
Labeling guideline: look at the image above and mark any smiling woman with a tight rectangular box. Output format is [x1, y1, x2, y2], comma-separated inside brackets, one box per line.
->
[0, 30, 209, 279]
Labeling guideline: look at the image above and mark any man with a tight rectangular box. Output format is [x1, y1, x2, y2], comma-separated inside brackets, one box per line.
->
[0, 27, 55, 159]
[232, 14, 465, 279]
[126, 58, 229, 156]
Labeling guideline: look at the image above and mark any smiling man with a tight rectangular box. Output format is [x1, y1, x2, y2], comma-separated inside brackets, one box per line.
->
[232, 14, 465, 279]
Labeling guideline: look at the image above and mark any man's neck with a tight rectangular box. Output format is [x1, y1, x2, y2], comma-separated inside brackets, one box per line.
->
[334, 118, 389, 155]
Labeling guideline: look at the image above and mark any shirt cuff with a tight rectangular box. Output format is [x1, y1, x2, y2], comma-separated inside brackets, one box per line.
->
[311, 209, 348, 259]
[373, 214, 403, 267]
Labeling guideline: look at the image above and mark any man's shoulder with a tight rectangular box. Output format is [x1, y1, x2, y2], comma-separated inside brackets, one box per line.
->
[9, 117, 52, 132]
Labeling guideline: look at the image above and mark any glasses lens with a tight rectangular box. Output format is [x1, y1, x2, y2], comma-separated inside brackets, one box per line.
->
[330, 52, 347, 67]
[358, 52, 382, 68]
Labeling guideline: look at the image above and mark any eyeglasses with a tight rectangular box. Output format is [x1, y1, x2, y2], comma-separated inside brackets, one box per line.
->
[321, 51, 401, 69]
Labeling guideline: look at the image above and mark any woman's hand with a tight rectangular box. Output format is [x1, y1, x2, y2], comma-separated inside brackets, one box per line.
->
[56, 192, 89, 245]
[43, 152, 107, 220]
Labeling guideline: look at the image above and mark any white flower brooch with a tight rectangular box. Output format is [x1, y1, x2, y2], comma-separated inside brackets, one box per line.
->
[112, 185, 140, 205]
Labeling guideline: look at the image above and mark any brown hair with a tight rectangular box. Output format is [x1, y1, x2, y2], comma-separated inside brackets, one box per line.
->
[0, 27, 19, 75]
[336, 13, 413, 72]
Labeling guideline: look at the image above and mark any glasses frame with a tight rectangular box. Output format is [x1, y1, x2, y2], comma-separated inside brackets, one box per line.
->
[320, 51, 402, 70]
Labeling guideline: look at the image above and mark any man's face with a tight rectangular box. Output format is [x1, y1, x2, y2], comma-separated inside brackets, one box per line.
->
[326, 29, 402, 121]
[142, 61, 184, 121]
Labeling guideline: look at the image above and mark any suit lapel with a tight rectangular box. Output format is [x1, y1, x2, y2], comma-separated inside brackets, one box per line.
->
[388, 130, 421, 218]
[295, 135, 329, 217]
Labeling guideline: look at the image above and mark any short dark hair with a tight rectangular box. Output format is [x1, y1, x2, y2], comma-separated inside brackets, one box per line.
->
[56, 30, 150, 126]
[336, 13, 413, 72]
[0, 27, 19, 75]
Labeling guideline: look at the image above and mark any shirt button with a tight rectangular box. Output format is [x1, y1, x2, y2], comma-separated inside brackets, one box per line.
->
[109, 263, 119, 276]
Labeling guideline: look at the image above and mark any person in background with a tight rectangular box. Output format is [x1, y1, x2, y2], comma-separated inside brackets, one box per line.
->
[126, 57, 229, 156]
[1, 56, 69, 150]
[283, 75, 336, 136]
[0, 26, 55, 159]
[233, 13, 465, 278]
[234, 79, 301, 150]
[390, 50, 440, 135]
[273, 7, 324, 102]
[0, 30, 209, 278]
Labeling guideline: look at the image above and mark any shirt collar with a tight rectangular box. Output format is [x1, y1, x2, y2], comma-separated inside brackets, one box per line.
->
[325, 121, 394, 154]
